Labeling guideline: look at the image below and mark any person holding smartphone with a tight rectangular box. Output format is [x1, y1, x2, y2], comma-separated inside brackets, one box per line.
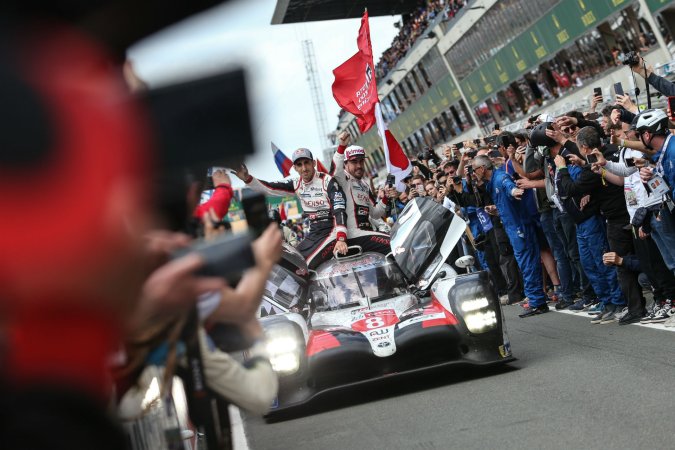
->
[554, 126, 631, 323]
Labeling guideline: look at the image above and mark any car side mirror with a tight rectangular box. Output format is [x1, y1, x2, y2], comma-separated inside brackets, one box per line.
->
[455, 255, 475, 270]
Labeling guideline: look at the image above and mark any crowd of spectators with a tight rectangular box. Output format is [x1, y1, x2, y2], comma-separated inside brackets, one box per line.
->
[375, 0, 466, 81]
[375, 53, 675, 325]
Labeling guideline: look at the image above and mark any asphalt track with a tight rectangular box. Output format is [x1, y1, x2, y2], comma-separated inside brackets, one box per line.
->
[243, 304, 675, 449]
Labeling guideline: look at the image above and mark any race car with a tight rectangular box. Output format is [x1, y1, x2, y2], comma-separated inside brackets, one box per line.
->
[259, 198, 514, 414]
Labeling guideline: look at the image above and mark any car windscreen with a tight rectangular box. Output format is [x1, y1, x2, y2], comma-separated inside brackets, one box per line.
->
[311, 254, 407, 311]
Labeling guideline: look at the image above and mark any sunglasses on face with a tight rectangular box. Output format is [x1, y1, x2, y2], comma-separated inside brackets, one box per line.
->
[561, 125, 577, 134]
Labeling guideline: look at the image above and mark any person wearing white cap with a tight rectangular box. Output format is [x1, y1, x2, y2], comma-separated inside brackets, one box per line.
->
[331, 132, 392, 255]
[234, 148, 349, 269]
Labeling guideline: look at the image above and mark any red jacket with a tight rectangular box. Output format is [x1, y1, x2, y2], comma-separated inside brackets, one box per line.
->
[193, 183, 233, 220]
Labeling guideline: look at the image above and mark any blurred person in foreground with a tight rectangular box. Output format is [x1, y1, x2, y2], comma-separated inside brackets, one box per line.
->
[0, 25, 158, 450]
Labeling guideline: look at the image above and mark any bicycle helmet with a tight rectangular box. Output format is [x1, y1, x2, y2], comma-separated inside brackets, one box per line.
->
[634, 109, 668, 136]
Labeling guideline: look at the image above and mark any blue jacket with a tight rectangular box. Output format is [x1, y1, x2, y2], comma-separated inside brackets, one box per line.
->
[486, 168, 526, 233]
[650, 135, 674, 200]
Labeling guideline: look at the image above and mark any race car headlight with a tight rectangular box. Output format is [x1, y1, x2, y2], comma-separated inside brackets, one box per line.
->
[266, 332, 302, 375]
[464, 310, 497, 333]
[460, 297, 489, 312]
[452, 283, 498, 333]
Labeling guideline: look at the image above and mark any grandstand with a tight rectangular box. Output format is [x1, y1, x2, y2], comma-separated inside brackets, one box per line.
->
[329, 0, 675, 177]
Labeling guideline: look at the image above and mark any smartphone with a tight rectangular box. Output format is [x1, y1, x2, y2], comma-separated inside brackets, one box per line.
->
[467, 150, 478, 158]
[613, 82, 624, 97]
[417, 184, 425, 195]
[668, 96, 675, 120]
[625, 157, 635, 167]
[241, 191, 271, 238]
[494, 123, 500, 131]
[593, 87, 602, 98]
[488, 149, 501, 158]
[455, 142, 464, 150]
[586, 154, 598, 164]
[386, 174, 396, 188]
[473, 139, 481, 145]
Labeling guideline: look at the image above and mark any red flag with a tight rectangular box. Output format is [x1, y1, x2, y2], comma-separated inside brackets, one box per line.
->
[374, 104, 411, 191]
[279, 202, 287, 221]
[315, 158, 329, 173]
[332, 10, 378, 133]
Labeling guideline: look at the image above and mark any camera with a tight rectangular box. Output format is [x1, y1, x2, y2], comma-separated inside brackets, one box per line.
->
[173, 232, 255, 283]
[466, 165, 474, 176]
[386, 174, 396, 188]
[452, 175, 462, 184]
[618, 51, 640, 67]
[488, 148, 501, 158]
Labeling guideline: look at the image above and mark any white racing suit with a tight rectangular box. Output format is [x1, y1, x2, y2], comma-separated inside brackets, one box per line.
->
[331, 145, 391, 254]
[244, 172, 348, 269]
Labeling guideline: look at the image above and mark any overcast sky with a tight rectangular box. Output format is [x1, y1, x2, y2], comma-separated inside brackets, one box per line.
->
[128, 0, 399, 185]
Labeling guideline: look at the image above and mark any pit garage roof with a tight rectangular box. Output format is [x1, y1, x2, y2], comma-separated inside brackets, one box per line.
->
[271, 0, 418, 24]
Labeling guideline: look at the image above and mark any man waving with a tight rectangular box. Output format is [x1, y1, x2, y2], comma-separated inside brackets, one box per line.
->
[235, 148, 348, 269]
[332, 131, 392, 254]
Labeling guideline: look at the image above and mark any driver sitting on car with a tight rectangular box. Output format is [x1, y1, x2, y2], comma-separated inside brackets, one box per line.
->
[331, 131, 394, 255]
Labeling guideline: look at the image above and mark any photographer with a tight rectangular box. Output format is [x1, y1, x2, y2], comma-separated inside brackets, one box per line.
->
[408, 175, 428, 198]
[121, 225, 282, 417]
[629, 54, 675, 97]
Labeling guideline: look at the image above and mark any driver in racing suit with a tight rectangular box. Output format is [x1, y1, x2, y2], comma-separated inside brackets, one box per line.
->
[235, 148, 349, 270]
[331, 132, 392, 254]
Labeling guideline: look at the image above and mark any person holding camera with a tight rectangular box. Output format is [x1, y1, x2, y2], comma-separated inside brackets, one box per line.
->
[235, 148, 349, 269]
[329, 132, 392, 255]
[628, 54, 675, 97]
